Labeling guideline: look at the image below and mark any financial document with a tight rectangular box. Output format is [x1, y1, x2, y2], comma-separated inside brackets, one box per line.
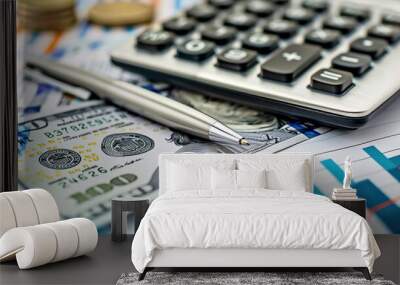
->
[285, 97, 400, 234]
[18, 104, 181, 228]
[17, 98, 326, 230]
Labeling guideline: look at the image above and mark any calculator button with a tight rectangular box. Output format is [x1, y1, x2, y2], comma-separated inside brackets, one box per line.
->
[331, 52, 371, 76]
[340, 6, 370, 22]
[270, 0, 290, 5]
[350, 37, 388, 59]
[187, 5, 217, 22]
[283, 8, 316, 24]
[216, 48, 258, 71]
[260, 43, 322, 82]
[224, 13, 257, 31]
[176, 39, 215, 61]
[136, 30, 174, 51]
[209, 0, 235, 9]
[163, 18, 196, 35]
[323, 16, 358, 34]
[242, 32, 279, 54]
[304, 29, 341, 49]
[263, 19, 299, 39]
[245, 1, 275, 17]
[382, 14, 400, 26]
[311, 68, 353, 94]
[201, 25, 236, 45]
[368, 24, 400, 44]
[302, 0, 329, 13]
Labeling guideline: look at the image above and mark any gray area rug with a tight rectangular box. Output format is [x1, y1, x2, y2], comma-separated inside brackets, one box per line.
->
[116, 272, 396, 285]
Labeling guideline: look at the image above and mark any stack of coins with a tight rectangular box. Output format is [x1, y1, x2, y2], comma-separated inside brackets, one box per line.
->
[17, 0, 77, 31]
[88, 2, 154, 27]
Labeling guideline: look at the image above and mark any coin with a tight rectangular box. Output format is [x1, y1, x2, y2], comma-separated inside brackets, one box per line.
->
[88, 2, 154, 26]
[18, 0, 75, 11]
[19, 16, 77, 31]
[17, 0, 77, 31]
[17, 6, 75, 17]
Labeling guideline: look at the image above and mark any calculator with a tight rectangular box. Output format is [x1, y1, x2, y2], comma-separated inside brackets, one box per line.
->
[111, 0, 400, 128]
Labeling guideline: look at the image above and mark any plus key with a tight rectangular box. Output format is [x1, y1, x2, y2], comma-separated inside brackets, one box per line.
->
[260, 44, 322, 82]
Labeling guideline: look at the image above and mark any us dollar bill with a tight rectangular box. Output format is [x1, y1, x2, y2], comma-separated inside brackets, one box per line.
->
[172, 89, 279, 133]
[17, 91, 327, 231]
[18, 103, 181, 229]
[171, 89, 328, 154]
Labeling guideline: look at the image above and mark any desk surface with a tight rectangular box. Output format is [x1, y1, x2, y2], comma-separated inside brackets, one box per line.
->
[0, 235, 133, 285]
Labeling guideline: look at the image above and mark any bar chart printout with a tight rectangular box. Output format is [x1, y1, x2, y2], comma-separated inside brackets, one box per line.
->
[285, 98, 400, 234]
[320, 145, 400, 234]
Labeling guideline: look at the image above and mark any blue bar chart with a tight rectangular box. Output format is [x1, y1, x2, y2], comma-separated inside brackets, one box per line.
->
[286, 97, 400, 234]
[320, 146, 400, 233]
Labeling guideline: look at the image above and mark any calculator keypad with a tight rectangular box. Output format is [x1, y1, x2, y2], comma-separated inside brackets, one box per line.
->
[138, 2, 398, 86]
[112, 0, 400, 128]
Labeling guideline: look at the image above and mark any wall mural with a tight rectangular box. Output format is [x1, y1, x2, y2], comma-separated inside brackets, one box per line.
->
[17, 0, 399, 234]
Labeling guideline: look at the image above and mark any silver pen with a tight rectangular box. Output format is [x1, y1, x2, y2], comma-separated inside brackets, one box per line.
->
[26, 56, 249, 145]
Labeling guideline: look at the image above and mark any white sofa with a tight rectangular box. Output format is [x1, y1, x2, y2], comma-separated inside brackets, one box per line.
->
[0, 189, 98, 269]
[132, 153, 380, 281]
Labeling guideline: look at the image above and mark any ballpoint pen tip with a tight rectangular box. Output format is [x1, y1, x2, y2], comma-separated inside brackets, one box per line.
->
[239, 139, 249, 145]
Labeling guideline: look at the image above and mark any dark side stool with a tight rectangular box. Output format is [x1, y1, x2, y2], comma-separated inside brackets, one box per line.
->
[332, 198, 366, 219]
[111, 197, 150, 242]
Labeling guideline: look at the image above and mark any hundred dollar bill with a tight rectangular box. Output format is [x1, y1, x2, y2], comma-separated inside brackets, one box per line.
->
[18, 102, 181, 229]
[171, 89, 329, 154]
[17, 98, 327, 231]
[166, 122, 322, 155]
[172, 89, 279, 133]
